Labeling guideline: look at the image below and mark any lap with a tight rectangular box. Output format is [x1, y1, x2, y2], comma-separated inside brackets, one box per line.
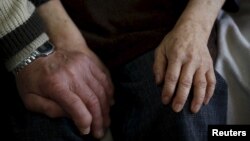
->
[110, 49, 227, 141]
[2, 49, 227, 141]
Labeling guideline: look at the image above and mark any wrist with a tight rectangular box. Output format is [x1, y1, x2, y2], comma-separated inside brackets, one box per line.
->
[11, 41, 55, 75]
[173, 0, 225, 42]
[172, 20, 210, 43]
[37, 0, 86, 50]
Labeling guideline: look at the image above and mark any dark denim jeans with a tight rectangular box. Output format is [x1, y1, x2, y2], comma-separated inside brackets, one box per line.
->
[110, 50, 227, 141]
[1, 49, 227, 141]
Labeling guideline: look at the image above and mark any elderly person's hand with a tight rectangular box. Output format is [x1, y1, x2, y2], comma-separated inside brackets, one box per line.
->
[153, 0, 226, 113]
[15, 0, 113, 139]
[153, 21, 215, 113]
[16, 41, 113, 138]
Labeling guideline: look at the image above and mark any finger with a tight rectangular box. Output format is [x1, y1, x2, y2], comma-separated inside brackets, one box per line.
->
[191, 69, 207, 113]
[153, 47, 167, 84]
[23, 94, 65, 118]
[172, 63, 196, 112]
[162, 60, 182, 105]
[90, 63, 114, 104]
[86, 73, 110, 128]
[204, 69, 216, 105]
[51, 90, 92, 135]
[76, 83, 104, 139]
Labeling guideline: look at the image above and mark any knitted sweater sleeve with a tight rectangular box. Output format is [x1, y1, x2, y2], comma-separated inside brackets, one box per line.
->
[0, 0, 49, 71]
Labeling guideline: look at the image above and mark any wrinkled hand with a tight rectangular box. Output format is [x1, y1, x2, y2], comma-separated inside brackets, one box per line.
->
[153, 23, 216, 113]
[15, 42, 114, 138]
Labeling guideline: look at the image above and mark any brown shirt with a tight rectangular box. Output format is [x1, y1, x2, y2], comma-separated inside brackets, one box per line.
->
[60, 0, 239, 70]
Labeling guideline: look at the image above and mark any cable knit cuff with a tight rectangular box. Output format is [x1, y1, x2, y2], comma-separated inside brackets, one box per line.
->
[0, 0, 49, 71]
[5, 33, 49, 71]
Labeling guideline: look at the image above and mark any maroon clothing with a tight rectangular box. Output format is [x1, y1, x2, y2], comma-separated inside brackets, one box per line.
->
[60, 0, 238, 70]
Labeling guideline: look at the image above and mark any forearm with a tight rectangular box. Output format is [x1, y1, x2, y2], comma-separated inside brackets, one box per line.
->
[174, 0, 225, 42]
[37, 0, 86, 51]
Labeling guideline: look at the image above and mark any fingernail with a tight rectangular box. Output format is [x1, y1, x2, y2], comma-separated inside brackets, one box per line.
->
[81, 127, 90, 135]
[192, 104, 200, 113]
[173, 103, 182, 112]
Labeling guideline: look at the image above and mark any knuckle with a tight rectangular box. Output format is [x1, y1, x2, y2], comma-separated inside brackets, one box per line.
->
[68, 97, 82, 108]
[41, 77, 65, 94]
[87, 94, 99, 108]
[40, 75, 58, 87]
[170, 50, 183, 61]
[195, 94, 206, 103]
[194, 80, 207, 88]
[179, 78, 192, 88]
[48, 82, 62, 92]
[207, 80, 216, 90]
[208, 79, 216, 87]
[96, 87, 106, 100]
[50, 87, 68, 99]
[165, 74, 179, 84]
[188, 54, 200, 63]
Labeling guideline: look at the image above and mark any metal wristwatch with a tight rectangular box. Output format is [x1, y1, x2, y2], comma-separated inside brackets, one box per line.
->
[13, 41, 55, 74]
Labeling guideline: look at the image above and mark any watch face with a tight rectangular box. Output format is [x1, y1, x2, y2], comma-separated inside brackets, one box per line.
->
[37, 42, 54, 56]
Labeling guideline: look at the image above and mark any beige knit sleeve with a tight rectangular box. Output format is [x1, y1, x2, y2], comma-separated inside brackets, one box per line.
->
[0, 0, 49, 71]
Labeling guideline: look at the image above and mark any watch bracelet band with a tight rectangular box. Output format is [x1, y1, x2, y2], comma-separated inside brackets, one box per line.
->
[13, 41, 55, 74]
